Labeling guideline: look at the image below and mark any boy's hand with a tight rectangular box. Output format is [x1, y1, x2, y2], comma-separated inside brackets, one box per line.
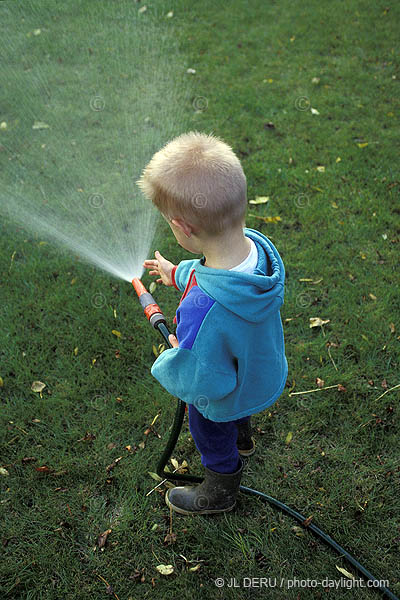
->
[168, 334, 179, 348]
[143, 250, 175, 286]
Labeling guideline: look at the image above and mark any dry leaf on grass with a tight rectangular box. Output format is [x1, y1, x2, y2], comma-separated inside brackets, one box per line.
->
[249, 196, 269, 205]
[156, 564, 174, 576]
[97, 528, 112, 550]
[309, 317, 330, 328]
[31, 381, 46, 392]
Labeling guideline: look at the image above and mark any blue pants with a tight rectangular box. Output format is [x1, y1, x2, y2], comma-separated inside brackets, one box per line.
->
[188, 404, 250, 474]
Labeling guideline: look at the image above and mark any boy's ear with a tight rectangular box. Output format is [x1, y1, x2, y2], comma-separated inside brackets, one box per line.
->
[171, 218, 195, 238]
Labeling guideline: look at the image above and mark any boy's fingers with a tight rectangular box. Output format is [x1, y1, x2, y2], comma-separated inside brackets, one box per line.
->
[168, 334, 179, 348]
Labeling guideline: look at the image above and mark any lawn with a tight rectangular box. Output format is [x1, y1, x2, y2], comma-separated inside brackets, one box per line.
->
[0, 0, 399, 599]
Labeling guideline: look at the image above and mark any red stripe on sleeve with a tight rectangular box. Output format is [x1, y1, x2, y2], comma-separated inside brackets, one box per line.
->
[171, 265, 180, 291]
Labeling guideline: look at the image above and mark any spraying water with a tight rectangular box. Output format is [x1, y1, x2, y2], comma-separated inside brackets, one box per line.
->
[0, 0, 193, 282]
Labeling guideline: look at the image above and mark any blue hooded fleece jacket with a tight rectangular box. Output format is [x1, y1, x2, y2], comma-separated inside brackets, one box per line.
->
[151, 227, 288, 422]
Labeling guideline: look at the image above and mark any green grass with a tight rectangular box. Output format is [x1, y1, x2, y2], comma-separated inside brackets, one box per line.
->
[1, 0, 399, 599]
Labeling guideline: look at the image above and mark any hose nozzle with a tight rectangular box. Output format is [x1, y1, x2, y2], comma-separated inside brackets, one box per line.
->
[132, 277, 166, 329]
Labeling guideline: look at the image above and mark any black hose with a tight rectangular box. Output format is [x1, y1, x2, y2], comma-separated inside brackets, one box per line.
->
[152, 322, 398, 600]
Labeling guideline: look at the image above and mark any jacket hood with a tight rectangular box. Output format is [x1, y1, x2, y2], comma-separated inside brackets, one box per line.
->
[192, 227, 285, 323]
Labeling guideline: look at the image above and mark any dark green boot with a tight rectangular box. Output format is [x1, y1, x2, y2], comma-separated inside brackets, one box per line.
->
[165, 460, 243, 515]
[236, 419, 256, 457]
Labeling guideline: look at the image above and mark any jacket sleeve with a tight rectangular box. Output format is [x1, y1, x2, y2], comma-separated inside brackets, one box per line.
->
[151, 346, 237, 407]
[171, 259, 199, 292]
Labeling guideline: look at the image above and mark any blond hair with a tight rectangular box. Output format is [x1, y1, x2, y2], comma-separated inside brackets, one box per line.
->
[136, 131, 247, 234]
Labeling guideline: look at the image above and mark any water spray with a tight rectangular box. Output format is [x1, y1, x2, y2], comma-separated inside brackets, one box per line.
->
[133, 277, 398, 600]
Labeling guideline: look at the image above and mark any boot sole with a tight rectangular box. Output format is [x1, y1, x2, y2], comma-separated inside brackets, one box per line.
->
[165, 489, 236, 515]
[238, 439, 256, 456]
[238, 446, 256, 457]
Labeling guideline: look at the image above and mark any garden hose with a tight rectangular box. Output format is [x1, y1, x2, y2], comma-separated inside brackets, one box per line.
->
[133, 278, 398, 600]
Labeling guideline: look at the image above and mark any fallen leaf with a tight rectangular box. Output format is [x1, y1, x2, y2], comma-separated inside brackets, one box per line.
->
[0, 467, 10, 476]
[35, 465, 52, 473]
[163, 532, 177, 545]
[369, 293, 377, 301]
[112, 330, 122, 338]
[309, 317, 330, 328]
[148, 472, 162, 482]
[170, 458, 179, 470]
[310, 107, 320, 115]
[31, 381, 46, 392]
[0, 376, 3, 387]
[285, 431, 293, 444]
[152, 343, 165, 358]
[357, 142, 368, 148]
[106, 457, 123, 472]
[149, 281, 157, 294]
[186, 68, 196, 74]
[302, 515, 313, 527]
[156, 564, 174, 576]
[189, 564, 201, 572]
[77, 432, 96, 442]
[316, 377, 325, 388]
[336, 565, 355, 579]
[337, 384, 347, 392]
[138, 5, 147, 14]
[249, 196, 269, 205]
[166, 11, 173, 18]
[97, 528, 112, 550]
[316, 166, 325, 172]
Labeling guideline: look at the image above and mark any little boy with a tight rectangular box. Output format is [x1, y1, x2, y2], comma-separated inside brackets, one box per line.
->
[137, 131, 288, 516]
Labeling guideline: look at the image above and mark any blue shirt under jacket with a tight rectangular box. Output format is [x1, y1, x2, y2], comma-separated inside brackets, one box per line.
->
[151, 227, 288, 422]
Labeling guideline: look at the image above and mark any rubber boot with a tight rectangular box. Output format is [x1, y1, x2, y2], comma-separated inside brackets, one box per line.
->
[236, 419, 256, 457]
[165, 459, 243, 515]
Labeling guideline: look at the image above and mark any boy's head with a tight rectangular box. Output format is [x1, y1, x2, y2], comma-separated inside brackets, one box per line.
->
[136, 131, 247, 248]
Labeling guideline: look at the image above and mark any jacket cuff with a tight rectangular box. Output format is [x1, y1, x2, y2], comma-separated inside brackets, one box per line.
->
[171, 265, 180, 290]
